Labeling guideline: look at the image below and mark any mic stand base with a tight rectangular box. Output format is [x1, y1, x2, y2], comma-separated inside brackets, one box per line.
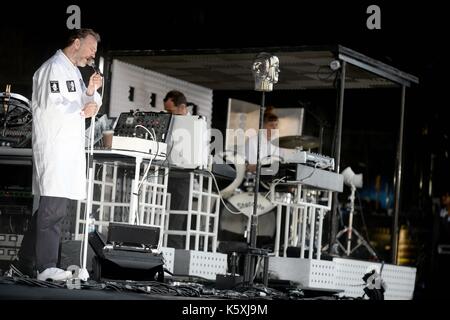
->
[242, 247, 270, 286]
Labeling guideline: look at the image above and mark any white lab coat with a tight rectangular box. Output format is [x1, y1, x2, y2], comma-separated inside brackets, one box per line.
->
[31, 50, 102, 200]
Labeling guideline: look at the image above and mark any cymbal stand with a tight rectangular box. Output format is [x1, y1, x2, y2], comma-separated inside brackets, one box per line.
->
[2, 84, 11, 137]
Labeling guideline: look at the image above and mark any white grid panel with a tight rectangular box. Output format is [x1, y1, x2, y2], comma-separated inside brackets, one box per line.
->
[160, 246, 175, 274]
[268, 257, 336, 290]
[174, 250, 227, 280]
[308, 260, 337, 290]
[75, 161, 169, 247]
[164, 172, 221, 252]
[110, 60, 213, 128]
[333, 258, 416, 300]
[376, 263, 416, 300]
[271, 184, 333, 259]
[189, 251, 228, 280]
[138, 165, 169, 231]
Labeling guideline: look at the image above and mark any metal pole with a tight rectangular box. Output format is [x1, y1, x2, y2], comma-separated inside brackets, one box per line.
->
[245, 91, 266, 284]
[329, 61, 346, 253]
[346, 185, 356, 255]
[79, 115, 96, 281]
[319, 125, 324, 154]
[391, 85, 406, 264]
[251, 91, 265, 247]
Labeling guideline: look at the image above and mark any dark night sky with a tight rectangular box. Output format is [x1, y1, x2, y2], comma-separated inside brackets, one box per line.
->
[1, 2, 449, 298]
[1, 1, 448, 206]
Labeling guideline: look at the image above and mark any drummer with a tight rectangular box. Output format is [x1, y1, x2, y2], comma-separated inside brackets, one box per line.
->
[245, 107, 283, 173]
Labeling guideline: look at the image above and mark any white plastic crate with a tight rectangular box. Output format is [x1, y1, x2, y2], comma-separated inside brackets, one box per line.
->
[333, 257, 416, 300]
[160, 246, 175, 274]
[268, 257, 336, 290]
[174, 249, 227, 280]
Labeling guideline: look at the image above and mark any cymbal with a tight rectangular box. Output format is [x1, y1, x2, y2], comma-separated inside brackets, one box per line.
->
[272, 135, 320, 149]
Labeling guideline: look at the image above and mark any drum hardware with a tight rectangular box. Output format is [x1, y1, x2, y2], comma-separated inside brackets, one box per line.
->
[2, 85, 11, 137]
[299, 101, 332, 154]
[0, 86, 32, 148]
[272, 135, 320, 150]
[243, 172, 256, 191]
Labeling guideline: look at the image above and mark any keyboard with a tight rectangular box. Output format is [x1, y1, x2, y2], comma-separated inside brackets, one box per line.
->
[283, 150, 335, 170]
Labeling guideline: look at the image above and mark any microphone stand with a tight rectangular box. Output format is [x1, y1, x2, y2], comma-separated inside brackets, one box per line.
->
[243, 53, 279, 286]
[244, 92, 266, 285]
[79, 69, 104, 281]
[78, 85, 97, 282]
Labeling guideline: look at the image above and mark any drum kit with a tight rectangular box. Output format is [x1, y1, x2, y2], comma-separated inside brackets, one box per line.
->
[272, 135, 320, 150]
[221, 134, 322, 241]
[0, 85, 32, 147]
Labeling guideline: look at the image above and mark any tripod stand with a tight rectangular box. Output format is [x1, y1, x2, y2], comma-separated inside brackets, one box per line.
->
[335, 184, 378, 259]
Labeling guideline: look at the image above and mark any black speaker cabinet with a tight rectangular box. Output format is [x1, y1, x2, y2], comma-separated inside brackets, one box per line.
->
[88, 227, 164, 282]
[107, 222, 160, 248]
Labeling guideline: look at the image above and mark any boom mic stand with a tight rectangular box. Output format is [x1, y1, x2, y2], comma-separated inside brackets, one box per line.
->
[79, 68, 104, 281]
[243, 53, 279, 285]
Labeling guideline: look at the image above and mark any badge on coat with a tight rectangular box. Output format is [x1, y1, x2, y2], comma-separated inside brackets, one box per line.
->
[50, 81, 60, 93]
[66, 80, 76, 92]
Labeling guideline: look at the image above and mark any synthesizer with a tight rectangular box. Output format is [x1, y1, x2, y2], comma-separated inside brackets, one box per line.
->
[283, 150, 335, 170]
[110, 110, 172, 159]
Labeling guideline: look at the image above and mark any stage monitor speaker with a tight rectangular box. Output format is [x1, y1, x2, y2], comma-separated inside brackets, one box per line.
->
[88, 228, 164, 282]
[107, 222, 160, 249]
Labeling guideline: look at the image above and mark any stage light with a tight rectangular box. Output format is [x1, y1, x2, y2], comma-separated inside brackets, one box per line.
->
[330, 60, 341, 71]
[341, 166, 363, 188]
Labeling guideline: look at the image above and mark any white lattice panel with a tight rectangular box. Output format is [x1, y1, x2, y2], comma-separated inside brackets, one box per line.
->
[160, 246, 175, 274]
[75, 161, 169, 244]
[333, 258, 416, 300]
[376, 263, 416, 300]
[268, 257, 336, 290]
[110, 60, 213, 128]
[164, 172, 220, 252]
[174, 250, 227, 280]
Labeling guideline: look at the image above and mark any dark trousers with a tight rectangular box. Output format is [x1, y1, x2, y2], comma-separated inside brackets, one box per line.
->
[167, 173, 191, 249]
[18, 196, 69, 273]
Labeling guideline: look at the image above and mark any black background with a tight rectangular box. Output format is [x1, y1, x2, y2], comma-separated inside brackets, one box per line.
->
[1, 1, 448, 299]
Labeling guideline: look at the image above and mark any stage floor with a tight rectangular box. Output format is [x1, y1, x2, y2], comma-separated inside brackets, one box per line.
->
[0, 275, 340, 301]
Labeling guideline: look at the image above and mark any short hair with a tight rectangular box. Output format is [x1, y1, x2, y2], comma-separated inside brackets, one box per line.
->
[264, 106, 278, 123]
[164, 90, 187, 106]
[66, 28, 101, 47]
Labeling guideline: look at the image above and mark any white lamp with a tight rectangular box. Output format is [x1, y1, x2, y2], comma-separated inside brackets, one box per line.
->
[339, 166, 363, 256]
[341, 166, 363, 188]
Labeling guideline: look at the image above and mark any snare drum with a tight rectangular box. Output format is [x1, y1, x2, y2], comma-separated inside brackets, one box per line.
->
[219, 192, 276, 237]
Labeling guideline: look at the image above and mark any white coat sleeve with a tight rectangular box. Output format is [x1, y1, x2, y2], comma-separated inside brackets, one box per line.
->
[81, 90, 102, 109]
[35, 64, 83, 115]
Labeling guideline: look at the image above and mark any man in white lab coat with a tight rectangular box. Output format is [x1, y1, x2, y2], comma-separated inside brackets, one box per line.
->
[10, 29, 103, 281]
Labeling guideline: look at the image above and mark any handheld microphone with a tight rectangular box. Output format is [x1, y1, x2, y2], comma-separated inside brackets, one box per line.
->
[88, 60, 103, 76]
